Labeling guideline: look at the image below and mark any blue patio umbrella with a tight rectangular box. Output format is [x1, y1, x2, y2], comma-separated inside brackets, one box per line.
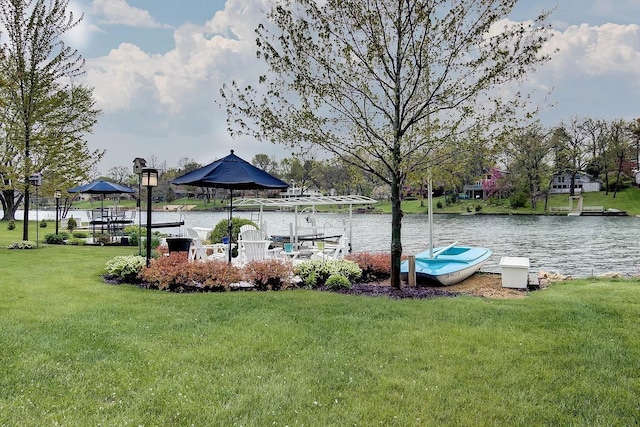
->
[68, 180, 137, 233]
[68, 180, 137, 195]
[171, 150, 289, 262]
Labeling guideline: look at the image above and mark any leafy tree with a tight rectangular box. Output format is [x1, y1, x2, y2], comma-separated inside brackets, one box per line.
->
[552, 118, 591, 197]
[222, 0, 553, 288]
[106, 166, 131, 184]
[0, 0, 102, 235]
[279, 154, 322, 195]
[505, 124, 552, 209]
[252, 154, 279, 176]
[608, 119, 633, 198]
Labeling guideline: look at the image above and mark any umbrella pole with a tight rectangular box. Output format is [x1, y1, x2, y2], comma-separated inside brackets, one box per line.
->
[227, 190, 232, 264]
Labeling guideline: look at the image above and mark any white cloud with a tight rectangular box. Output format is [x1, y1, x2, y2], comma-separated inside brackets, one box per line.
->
[85, 0, 266, 116]
[83, 1, 640, 172]
[60, 1, 102, 51]
[90, 0, 171, 28]
[541, 23, 640, 77]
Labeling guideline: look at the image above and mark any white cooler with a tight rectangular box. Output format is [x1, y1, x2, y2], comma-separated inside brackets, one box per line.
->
[499, 256, 530, 289]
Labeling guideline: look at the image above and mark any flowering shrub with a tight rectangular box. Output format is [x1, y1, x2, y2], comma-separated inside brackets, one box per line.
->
[325, 274, 351, 290]
[139, 254, 243, 292]
[244, 259, 294, 291]
[295, 259, 361, 288]
[7, 241, 36, 249]
[345, 252, 391, 283]
[105, 255, 146, 282]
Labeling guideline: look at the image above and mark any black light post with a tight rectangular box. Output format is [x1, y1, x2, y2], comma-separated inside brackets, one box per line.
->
[54, 190, 61, 235]
[141, 168, 158, 267]
[133, 158, 147, 256]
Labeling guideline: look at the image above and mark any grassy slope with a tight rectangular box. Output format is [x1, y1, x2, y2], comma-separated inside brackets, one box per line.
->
[375, 187, 640, 215]
[64, 187, 640, 216]
[0, 226, 639, 425]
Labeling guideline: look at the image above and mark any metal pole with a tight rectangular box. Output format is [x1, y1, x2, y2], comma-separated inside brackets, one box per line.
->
[55, 197, 59, 235]
[146, 186, 152, 267]
[35, 186, 39, 248]
[138, 177, 142, 255]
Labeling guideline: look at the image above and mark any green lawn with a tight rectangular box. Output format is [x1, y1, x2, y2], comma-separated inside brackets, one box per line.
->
[0, 223, 639, 425]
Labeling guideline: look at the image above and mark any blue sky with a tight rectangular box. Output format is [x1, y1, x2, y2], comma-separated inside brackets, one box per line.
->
[64, 0, 640, 174]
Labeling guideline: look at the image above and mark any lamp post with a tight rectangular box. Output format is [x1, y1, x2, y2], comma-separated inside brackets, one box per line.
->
[29, 173, 42, 247]
[133, 158, 147, 256]
[54, 190, 61, 235]
[141, 168, 158, 267]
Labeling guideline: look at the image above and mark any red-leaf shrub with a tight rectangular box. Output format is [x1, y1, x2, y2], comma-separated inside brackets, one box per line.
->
[188, 260, 244, 292]
[139, 254, 242, 292]
[243, 259, 294, 291]
[345, 252, 391, 283]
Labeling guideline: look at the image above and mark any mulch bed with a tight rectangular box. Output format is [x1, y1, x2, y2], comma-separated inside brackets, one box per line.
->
[317, 283, 459, 299]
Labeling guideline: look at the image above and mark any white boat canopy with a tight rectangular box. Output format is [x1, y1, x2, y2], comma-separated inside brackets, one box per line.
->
[232, 195, 378, 246]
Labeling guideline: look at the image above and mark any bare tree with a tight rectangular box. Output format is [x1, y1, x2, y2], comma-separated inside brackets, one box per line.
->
[222, 0, 553, 288]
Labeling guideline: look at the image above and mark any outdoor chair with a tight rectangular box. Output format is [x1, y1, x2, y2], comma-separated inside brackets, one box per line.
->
[239, 224, 257, 234]
[186, 228, 224, 262]
[239, 239, 272, 264]
[312, 229, 351, 260]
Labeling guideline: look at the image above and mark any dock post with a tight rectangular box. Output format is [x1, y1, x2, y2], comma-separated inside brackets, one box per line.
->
[408, 255, 416, 287]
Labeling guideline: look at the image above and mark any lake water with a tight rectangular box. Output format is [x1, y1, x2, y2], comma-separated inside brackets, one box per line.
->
[11, 208, 640, 278]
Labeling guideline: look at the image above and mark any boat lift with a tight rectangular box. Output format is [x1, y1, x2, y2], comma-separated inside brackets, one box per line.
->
[232, 195, 378, 249]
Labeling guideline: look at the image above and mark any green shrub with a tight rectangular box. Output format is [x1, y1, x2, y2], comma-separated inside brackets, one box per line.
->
[105, 255, 146, 282]
[7, 220, 16, 230]
[72, 231, 88, 238]
[509, 191, 528, 209]
[39, 219, 47, 228]
[7, 240, 37, 249]
[325, 274, 351, 290]
[436, 201, 443, 209]
[66, 238, 85, 246]
[475, 204, 482, 212]
[44, 233, 68, 244]
[66, 216, 77, 232]
[295, 259, 361, 288]
[124, 225, 144, 246]
[210, 218, 258, 243]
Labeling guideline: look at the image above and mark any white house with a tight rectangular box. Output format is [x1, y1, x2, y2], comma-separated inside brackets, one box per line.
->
[550, 172, 601, 194]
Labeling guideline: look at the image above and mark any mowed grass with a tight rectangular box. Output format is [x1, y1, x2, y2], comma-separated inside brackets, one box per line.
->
[1, 222, 639, 425]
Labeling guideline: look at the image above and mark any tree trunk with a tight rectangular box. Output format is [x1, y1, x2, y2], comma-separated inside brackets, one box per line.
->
[613, 155, 624, 198]
[390, 175, 403, 289]
[1, 190, 21, 221]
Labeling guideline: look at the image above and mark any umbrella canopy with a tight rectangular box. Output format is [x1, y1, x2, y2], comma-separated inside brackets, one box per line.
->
[68, 180, 137, 235]
[171, 150, 288, 262]
[67, 180, 136, 195]
[171, 150, 289, 190]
